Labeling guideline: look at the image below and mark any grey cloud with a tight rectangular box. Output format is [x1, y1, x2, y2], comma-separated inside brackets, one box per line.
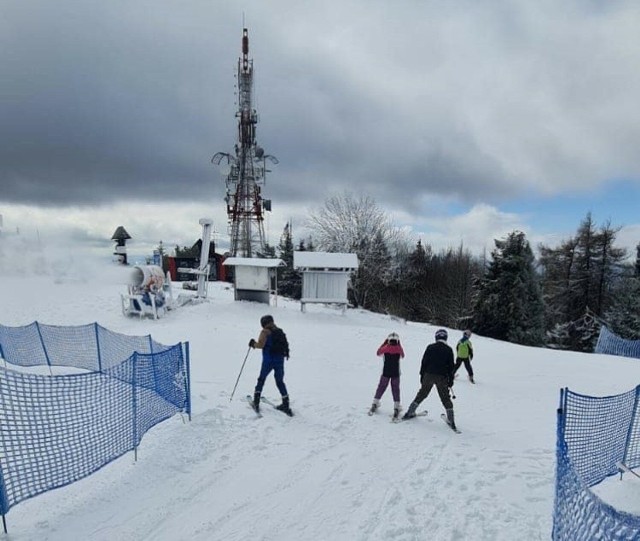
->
[2, 0, 640, 217]
[1, 0, 236, 206]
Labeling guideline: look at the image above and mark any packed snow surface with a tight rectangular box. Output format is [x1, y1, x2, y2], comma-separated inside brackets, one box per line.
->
[2, 263, 640, 541]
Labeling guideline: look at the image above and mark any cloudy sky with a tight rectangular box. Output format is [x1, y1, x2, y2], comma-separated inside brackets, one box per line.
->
[1, 0, 639, 262]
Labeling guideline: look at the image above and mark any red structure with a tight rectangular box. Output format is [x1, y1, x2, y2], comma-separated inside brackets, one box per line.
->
[212, 28, 278, 258]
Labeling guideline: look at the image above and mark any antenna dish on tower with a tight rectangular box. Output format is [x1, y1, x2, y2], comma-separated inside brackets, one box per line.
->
[211, 28, 278, 258]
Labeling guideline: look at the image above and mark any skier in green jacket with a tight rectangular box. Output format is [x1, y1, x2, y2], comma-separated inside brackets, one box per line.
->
[453, 330, 475, 384]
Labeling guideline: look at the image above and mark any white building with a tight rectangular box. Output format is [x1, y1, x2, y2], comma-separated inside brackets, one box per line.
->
[293, 251, 359, 312]
[223, 258, 285, 304]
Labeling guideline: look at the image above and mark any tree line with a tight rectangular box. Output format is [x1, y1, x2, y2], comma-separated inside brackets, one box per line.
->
[275, 192, 640, 353]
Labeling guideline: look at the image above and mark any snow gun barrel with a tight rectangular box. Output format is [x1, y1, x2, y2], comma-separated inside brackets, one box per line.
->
[129, 265, 165, 289]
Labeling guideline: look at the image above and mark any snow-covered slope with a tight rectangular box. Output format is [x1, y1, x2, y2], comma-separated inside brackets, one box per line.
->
[2, 266, 640, 541]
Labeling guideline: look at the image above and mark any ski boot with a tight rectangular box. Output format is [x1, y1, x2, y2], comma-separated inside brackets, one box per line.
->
[368, 400, 379, 416]
[392, 403, 401, 420]
[469, 375, 475, 384]
[402, 402, 418, 420]
[446, 408, 457, 431]
[252, 392, 261, 413]
[276, 396, 293, 416]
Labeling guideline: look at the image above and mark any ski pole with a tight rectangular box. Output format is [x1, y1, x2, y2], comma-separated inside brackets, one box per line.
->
[449, 387, 456, 400]
[230, 347, 252, 401]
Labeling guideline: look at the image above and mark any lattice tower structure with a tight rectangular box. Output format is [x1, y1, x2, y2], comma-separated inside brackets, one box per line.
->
[213, 28, 276, 258]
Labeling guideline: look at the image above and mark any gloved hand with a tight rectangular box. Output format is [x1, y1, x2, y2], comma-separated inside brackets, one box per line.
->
[447, 376, 454, 388]
[249, 338, 256, 348]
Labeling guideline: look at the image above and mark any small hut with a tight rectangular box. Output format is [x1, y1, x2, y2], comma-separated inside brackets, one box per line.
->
[293, 251, 359, 312]
[222, 258, 285, 304]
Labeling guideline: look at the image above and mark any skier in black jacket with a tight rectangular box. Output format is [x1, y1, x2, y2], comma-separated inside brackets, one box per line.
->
[403, 329, 457, 429]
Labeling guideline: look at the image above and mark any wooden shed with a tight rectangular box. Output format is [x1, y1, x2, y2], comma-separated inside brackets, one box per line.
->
[293, 251, 359, 312]
[222, 257, 285, 304]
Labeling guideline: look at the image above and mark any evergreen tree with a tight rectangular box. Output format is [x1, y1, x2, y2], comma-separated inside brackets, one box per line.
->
[605, 263, 640, 340]
[540, 213, 627, 351]
[260, 242, 276, 258]
[306, 237, 315, 252]
[593, 220, 627, 316]
[296, 237, 315, 252]
[277, 222, 302, 299]
[539, 237, 579, 332]
[397, 239, 432, 322]
[472, 231, 545, 346]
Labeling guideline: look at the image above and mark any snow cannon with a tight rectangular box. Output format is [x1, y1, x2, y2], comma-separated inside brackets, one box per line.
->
[129, 265, 165, 290]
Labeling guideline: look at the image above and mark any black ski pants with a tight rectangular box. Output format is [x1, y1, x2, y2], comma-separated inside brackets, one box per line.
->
[454, 357, 473, 377]
[411, 373, 453, 410]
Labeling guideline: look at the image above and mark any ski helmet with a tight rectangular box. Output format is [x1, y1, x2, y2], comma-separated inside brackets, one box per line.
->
[435, 329, 448, 341]
[463, 329, 472, 338]
[387, 332, 400, 342]
[260, 314, 274, 328]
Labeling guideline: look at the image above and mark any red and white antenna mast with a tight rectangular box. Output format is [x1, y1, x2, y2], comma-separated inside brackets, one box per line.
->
[212, 28, 278, 257]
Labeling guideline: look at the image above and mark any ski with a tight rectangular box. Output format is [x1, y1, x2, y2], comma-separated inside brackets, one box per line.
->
[441, 413, 461, 433]
[261, 396, 294, 417]
[398, 410, 428, 422]
[245, 395, 263, 418]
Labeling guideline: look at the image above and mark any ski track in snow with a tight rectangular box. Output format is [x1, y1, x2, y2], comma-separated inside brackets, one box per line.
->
[73, 401, 552, 541]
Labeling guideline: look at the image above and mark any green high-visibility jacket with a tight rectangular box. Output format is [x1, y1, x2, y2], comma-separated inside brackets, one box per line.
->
[456, 339, 473, 360]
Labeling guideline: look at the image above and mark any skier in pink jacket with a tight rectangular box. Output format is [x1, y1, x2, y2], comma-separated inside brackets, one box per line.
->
[369, 332, 405, 419]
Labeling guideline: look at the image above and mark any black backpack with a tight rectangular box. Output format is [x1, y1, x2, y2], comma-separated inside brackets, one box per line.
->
[269, 327, 290, 358]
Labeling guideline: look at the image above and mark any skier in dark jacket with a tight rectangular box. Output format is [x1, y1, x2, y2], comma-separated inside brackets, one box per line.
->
[369, 332, 405, 419]
[248, 315, 292, 415]
[403, 329, 457, 429]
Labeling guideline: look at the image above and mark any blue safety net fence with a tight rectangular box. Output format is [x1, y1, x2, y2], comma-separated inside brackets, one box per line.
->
[595, 325, 640, 360]
[0, 322, 191, 518]
[553, 387, 640, 540]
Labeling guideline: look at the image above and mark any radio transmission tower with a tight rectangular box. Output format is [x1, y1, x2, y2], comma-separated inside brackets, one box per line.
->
[212, 28, 278, 258]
